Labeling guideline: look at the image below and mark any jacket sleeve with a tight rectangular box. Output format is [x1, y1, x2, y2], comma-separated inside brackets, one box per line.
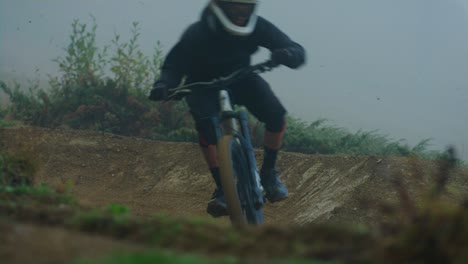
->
[257, 17, 306, 69]
[154, 42, 186, 88]
[153, 25, 195, 88]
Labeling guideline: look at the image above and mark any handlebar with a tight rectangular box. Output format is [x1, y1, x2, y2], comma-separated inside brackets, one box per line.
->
[166, 60, 279, 101]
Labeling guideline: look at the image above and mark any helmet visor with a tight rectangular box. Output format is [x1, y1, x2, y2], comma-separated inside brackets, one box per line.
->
[218, 2, 255, 27]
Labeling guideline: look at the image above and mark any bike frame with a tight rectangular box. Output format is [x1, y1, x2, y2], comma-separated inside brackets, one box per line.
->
[216, 89, 264, 209]
[165, 60, 278, 225]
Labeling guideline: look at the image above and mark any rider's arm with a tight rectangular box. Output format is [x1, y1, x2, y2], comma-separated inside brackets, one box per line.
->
[154, 42, 186, 88]
[154, 24, 199, 88]
[256, 17, 306, 69]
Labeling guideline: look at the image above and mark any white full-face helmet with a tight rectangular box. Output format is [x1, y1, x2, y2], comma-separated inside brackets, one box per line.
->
[209, 0, 259, 36]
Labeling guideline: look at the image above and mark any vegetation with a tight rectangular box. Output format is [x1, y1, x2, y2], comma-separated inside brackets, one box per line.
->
[70, 251, 339, 264]
[0, 20, 445, 159]
[0, 19, 193, 140]
[0, 119, 14, 127]
[0, 151, 36, 186]
[369, 147, 468, 263]
[270, 117, 438, 157]
[0, 145, 467, 263]
[70, 251, 240, 264]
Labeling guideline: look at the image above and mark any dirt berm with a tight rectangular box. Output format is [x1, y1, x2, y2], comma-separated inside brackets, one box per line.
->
[1, 126, 467, 227]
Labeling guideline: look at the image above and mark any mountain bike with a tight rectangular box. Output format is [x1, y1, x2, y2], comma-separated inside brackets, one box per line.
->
[165, 60, 279, 226]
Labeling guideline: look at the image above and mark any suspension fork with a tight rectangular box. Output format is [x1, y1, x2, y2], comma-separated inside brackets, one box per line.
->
[208, 90, 236, 144]
[218, 90, 238, 135]
[238, 111, 264, 205]
[217, 90, 263, 203]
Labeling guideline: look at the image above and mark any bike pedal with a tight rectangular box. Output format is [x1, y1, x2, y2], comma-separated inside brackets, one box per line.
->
[207, 200, 228, 218]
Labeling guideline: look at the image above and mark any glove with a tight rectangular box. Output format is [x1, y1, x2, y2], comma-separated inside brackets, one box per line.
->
[271, 49, 293, 66]
[149, 82, 169, 101]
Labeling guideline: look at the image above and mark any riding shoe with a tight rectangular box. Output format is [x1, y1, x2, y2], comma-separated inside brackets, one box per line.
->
[260, 168, 289, 203]
[206, 188, 228, 217]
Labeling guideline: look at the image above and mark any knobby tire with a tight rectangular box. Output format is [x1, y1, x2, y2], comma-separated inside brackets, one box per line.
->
[217, 135, 264, 226]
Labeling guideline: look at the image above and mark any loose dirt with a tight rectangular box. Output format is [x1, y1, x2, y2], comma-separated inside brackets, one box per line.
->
[1, 126, 467, 263]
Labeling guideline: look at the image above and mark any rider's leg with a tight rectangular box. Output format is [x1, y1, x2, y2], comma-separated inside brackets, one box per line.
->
[186, 90, 228, 217]
[262, 118, 286, 172]
[199, 134, 220, 185]
[196, 119, 228, 217]
[201, 145, 221, 185]
[259, 115, 289, 202]
[231, 74, 289, 203]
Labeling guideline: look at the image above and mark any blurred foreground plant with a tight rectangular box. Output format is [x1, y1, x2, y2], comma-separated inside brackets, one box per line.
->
[372, 147, 468, 264]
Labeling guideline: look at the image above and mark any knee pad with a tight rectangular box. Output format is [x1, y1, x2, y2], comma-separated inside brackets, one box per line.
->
[195, 117, 220, 147]
[265, 114, 286, 133]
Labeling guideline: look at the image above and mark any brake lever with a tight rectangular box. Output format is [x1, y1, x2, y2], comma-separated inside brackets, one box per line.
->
[251, 60, 279, 74]
[165, 89, 191, 102]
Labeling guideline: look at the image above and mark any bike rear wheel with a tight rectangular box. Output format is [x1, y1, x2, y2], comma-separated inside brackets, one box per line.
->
[217, 135, 264, 226]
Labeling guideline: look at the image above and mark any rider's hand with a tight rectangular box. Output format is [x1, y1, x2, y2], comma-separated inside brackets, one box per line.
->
[149, 82, 169, 101]
[271, 49, 293, 66]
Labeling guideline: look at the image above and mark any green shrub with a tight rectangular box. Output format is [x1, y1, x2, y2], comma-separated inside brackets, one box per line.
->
[70, 251, 238, 264]
[0, 151, 36, 186]
[0, 19, 192, 138]
[0, 80, 49, 126]
[281, 116, 436, 158]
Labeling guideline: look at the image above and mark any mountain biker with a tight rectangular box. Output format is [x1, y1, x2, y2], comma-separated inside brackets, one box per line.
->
[149, 0, 306, 217]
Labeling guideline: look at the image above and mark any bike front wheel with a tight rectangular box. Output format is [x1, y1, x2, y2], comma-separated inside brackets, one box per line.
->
[217, 135, 264, 226]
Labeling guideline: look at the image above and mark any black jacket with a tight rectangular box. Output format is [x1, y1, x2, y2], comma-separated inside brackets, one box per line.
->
[155, 7, 306, 88]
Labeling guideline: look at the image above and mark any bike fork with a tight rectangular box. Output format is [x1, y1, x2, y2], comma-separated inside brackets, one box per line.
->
[218, 90, 264, 209]
[238, 111, 264, 208]
[219, 90, 238, 133]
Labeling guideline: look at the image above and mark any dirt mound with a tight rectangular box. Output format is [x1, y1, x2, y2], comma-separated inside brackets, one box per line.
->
[1, 126, 467, 227]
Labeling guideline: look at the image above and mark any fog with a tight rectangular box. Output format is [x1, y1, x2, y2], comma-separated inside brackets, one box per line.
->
[1, 0, 467, 160]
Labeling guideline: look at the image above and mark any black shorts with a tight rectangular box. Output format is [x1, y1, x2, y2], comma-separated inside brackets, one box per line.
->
[186, 74, 287, 144]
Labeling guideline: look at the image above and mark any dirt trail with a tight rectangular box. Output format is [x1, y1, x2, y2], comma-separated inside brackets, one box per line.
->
[0, 220, 146, 264]
[1, 126, 467, 227]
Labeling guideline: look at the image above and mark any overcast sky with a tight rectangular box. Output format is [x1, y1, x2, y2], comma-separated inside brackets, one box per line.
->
[1, 0, 468, 160]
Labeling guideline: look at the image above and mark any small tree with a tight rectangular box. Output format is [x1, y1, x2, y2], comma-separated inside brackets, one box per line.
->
[110, 22, 163, 94]
[1, 19, 169, 137]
